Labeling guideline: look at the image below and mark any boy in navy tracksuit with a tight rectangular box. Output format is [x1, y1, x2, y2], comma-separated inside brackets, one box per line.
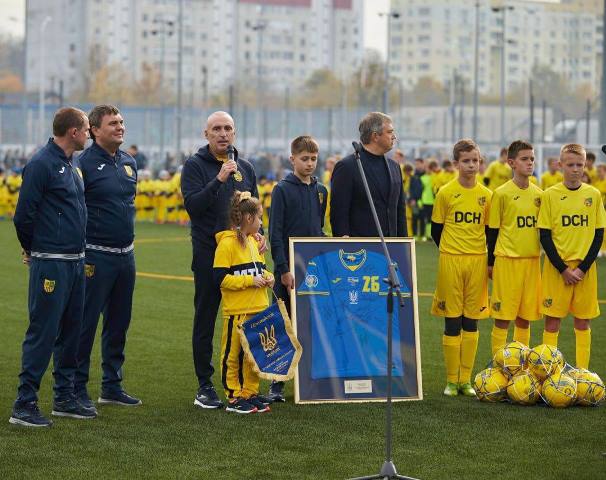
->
[266, 135, 327, 402]
[10, 107, 96, 427]
[74, 105, 141, 409]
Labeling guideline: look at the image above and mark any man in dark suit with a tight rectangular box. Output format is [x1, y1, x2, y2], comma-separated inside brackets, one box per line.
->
[330, 112, 407, 237]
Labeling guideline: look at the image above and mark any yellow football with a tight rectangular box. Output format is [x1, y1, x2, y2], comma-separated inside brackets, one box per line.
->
[542, 371, 577, 408]
[474, 368, 509, 402]
[493, 341, 529, 377]
[570, 369, 605, 406]
[527, 344, 564, 381]
[507, 372, 540, 406]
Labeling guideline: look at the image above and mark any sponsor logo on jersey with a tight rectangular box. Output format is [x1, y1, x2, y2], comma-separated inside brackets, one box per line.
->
[84, 264, 95, 278]
[454, 211, 481, 224]
[305, 274, 318, 288]
[437, 300, 446, 311]
[453, 193, 461, 198]
[562, 215, 588, 227]
[517, 215, 537, 228]
[234, 267, 260, 276]
[259, 325, 278, 353]
[124, 165, 134, 177]
[513, 196, 520, 200]
[543, 298, 552, 308]
[492, 301, 501, 312]
[59, 166, 65, 174]
[349, 290, 359, 305]
[347, 276, 359, 286]
[584, 197, 592, 207]
[534, 197, 541, 207]
[560, 196, 567, 200]
[43, 279, 55, 293]
[97, 164, 106, 171]
[478, 196, 487, 206]
[331, 277, 342, 284]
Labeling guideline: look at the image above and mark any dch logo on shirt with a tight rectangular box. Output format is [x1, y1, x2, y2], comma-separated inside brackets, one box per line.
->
[561, 215, 588, 227]
[516, 216, 537, 228]
[454, 211, 481, 224]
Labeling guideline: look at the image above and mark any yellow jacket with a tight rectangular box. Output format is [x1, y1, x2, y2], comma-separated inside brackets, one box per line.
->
[213, 230, 270, 315]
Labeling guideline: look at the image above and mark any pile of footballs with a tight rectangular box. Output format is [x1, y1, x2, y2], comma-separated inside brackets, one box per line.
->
[474, 341, 605, 408]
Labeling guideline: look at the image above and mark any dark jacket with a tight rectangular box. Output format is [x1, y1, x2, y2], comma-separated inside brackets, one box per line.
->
[330, 148, 407, 237]
[269, 173, 327, 276]
[14, 138, 87, 255]
[181, 145, 259, 255]
[409, 169, 424, 202]
[77, 142, 137, 249]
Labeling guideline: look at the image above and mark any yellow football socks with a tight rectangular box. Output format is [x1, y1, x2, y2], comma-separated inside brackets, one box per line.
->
[442, 334, 461, 384]
[459, 330, 479, 384]
[574, 328, 591, 369]
[491, 326, 508, 356]
[542, 330, 559, 347]
[513, 326, 530, 346]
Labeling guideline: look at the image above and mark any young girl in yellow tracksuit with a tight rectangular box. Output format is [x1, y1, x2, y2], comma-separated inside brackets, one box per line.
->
[213, 191, 275, 414]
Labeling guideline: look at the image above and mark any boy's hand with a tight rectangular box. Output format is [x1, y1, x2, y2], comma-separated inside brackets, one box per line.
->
[561, 267, 582, 285]
[281, 272, 295, 291]
[253, 275, 267, 287]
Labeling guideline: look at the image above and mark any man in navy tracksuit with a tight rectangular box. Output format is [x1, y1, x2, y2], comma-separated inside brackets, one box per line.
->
[10, 107, 96, 427]
[74, 105, 140, 409]
[181, 111, 264, 409]
[267, 135, 327, 402]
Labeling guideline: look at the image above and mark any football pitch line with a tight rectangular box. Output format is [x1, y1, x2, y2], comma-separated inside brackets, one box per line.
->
[136, 270, 606, 303]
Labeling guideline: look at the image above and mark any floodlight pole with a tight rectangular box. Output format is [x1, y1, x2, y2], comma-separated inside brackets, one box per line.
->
[348, 142, 418, 480]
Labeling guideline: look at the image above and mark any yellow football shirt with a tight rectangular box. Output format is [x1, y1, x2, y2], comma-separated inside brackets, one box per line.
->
[432, 180, 492, 255]
[593, 178, 606, 206]
[537, 183, 606, 261]
[541, 171, 563, 190]
[484, 161, 512, 191]
[489, 180, 542, 258]
[585, 167, 598, 185]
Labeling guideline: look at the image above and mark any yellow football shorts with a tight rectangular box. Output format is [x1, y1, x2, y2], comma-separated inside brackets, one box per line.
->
[491, 256, 542, 321]
[432, 253, 489, 319]
[541, 260, 600, 320]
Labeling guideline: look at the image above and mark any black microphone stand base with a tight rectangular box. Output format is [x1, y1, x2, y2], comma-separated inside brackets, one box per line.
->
[349, 460, 419, 480]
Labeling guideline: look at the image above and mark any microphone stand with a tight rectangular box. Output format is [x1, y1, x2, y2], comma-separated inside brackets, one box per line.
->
[348, 143, 418, 480]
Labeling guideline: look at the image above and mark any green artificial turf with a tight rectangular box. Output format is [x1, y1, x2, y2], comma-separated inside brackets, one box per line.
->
[0, 221, 604, 479]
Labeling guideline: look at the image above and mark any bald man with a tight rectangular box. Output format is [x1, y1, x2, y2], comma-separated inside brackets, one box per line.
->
[181, 111, 263, 409]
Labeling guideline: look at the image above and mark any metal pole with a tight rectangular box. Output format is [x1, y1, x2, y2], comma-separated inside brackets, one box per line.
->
[500, 8, 507, 146]
[38, 16, 51, 146]
[472, 0, 480, 141]
[450, 70, 457, 142]
[585, 98, 591, 145]
[176, 0, 183, 158]
[542, 100, 546, 142]
[21, 2, 29, 155]
[458, 80, 465, 139]
[529, 79, 534, 143]
[383, 14, 391, 114]
[159, 28, 166, 166]
[600, 0, 606, 142]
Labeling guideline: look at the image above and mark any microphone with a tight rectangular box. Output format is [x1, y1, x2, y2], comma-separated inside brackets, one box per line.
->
[226, 144, 236, 175]
[352, 141, 363, 155]
[601, 144, 606, 156]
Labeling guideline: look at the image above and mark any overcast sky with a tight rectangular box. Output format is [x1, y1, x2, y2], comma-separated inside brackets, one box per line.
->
[0, 0, 391, 56]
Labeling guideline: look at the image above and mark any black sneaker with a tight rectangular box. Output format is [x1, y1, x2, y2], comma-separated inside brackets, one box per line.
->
[254, 393, 274, 405]
[194, 385, 224, 409]
[98, 390, 142, 406]
[9, 402, 53, 427]
[75, 390, 95, 410]
[52, 398, 97, 419]
[268, 381, 286, 403]
[247, 396, 271, 413]
[225, 398, 257, 414]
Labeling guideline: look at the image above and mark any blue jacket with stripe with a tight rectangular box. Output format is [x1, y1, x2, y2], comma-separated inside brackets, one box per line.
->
[14, 138, 87, 255]
[76, 142, 137, 249]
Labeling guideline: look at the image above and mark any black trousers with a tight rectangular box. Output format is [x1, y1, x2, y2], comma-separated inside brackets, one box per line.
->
[192, 247, 221, 388]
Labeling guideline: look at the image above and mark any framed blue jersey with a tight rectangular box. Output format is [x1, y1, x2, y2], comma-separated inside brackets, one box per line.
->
[291, 238, 422, 404]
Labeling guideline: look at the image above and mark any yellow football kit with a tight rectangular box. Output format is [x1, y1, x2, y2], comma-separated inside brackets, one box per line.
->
[431, 180, 492, 319]
[541, 171, 563, 191]
[538, 182, 606, 319]
[489, 180, 543, 323]
[484, 161, 512, 191]
[214, 230, 271, 400]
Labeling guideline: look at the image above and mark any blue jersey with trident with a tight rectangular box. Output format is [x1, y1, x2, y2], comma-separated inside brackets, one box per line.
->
[297, 248, 410, 379]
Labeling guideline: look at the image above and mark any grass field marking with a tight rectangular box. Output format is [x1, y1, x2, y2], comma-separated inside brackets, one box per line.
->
[133, 272, 606, 304]
[137, 271, 194, 282]
[135, 236, 190, 244]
